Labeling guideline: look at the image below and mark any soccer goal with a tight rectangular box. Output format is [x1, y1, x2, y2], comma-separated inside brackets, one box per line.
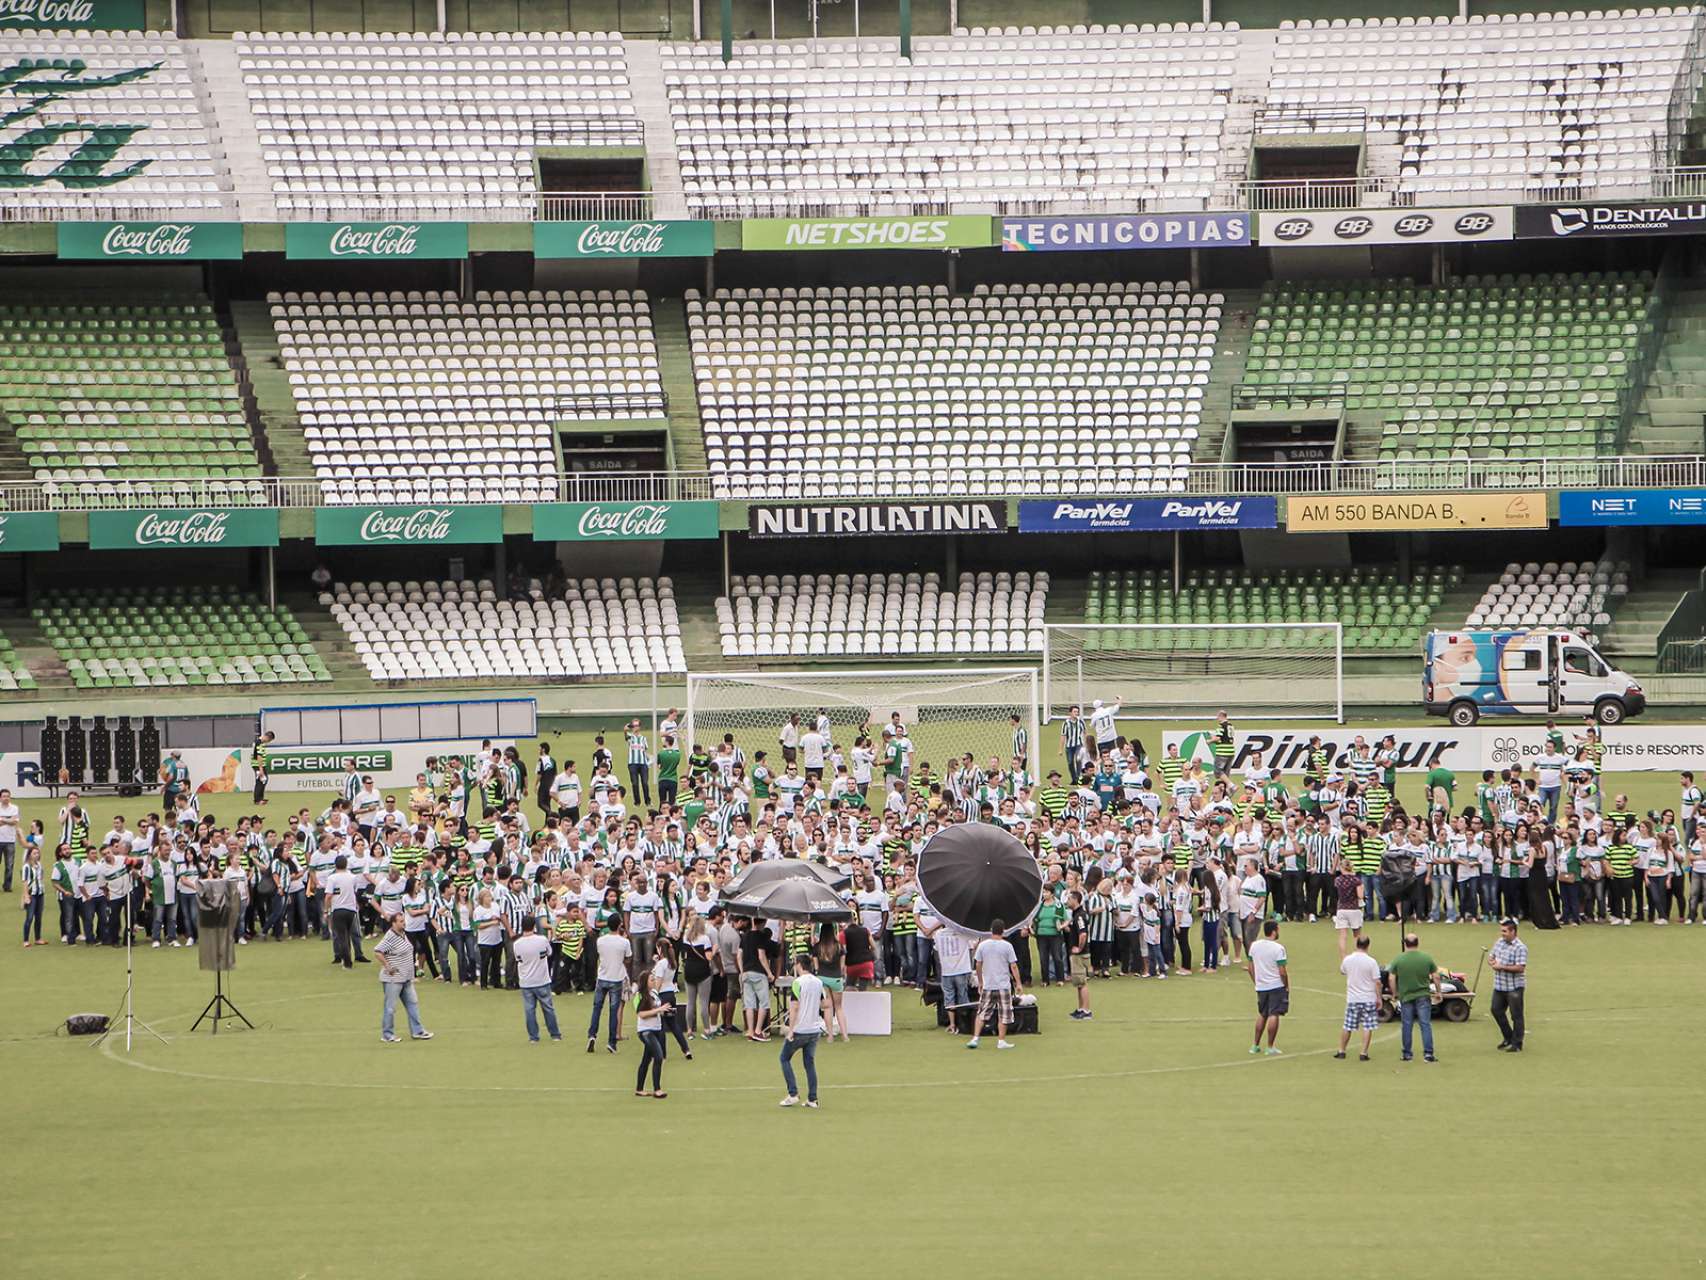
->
[685, 667, 1040, 775]
[1042, 623, 1343, 723]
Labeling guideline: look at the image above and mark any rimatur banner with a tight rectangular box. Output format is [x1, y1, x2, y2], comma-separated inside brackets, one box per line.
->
[1286, 492, 1548, 533]
[1258, 206, 1512, 247]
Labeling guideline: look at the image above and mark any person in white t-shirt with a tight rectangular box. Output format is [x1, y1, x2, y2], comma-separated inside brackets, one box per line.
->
[967, 921, 1023, 1050]
[778, 954, 827, 1108]
[1246, 918, 1289, 1055]
[799, 729, 827, 779]
[513, 914, 561, 1043]
[1336, 934, 1381, 1061]
[325, 856, 369, 967]
[587, 917, 632, 1053]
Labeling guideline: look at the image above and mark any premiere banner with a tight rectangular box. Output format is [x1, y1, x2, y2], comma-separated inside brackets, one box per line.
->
[1258, 206, 1512, 246]
[1286, 492, 1547, 533]
[749, 502, 1007, 537]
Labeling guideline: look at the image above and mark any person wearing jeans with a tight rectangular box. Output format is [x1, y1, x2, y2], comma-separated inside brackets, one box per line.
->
[375, 915, 432, 1043]
[778, 954, 825, 1107]
[513, 915, 562, 1042]
[587, 918, 632, 1052]
[1387, 933, 1439, 1062]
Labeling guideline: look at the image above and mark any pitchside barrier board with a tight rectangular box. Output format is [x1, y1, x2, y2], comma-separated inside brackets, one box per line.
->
[532, 221, 715, 259]
[1001, 213, 1250, 252]
[1558, 489, 1706, 526]
[748, 502, 1007, 537]
[0, 740, 515, 799]
[1256, 207, 1513, 247]
[56, 222, 245, 260]
[1163, 725, 1706, 775]
[1018, 496, 1278, 532]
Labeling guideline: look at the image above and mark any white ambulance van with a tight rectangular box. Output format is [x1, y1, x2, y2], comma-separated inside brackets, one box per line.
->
[1423, 628, 1646, 726]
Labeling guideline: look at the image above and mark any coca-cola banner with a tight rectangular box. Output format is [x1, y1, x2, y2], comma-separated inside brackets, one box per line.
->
[0, 0, 143, 30]
[57, 221, 243, 261]
[532, 220, 715, 259]
[532, 500, 719, 541]
[88, 508, 280, 551]
[314, 505, 504, 546]
[0, 512, 60, 552]
[285, 222, 469, 261]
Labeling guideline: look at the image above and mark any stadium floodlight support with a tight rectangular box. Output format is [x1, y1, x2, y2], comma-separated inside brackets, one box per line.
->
[685, 668, 1040, 777]
[1042, 623, 1344, 724]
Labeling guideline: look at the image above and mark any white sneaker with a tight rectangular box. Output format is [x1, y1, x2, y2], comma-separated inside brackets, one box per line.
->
[150, 941, 160, 948]
[1654, 918, 1668, 926]
[237, 938, 248, 945]
[804, 1100, 819, 1109]
[965, 1038, 979, 1049]
[779, 1096, 800, 1107]
[170, 940, 181, 947]
[996, 1039, 1015, 1050]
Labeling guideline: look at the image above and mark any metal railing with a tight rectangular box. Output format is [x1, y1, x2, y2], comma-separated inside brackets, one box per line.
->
[553, 390, 669, 416]
[1230, 166, 1706, 212]
[536, 191, 657, 221]
[0, 191, 663, 224]
[5, 454, 1703, 513]
[530, 118, 647, 147]
[1251, 104, 1368, 135]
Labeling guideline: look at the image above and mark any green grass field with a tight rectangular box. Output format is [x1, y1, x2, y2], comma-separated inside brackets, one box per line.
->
[1, 724, 1701, 1279]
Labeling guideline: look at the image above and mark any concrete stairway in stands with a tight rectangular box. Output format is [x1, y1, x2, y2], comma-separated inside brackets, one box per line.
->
[190, 40, 277, 221]
[1195, 287, 1261, 463]
[230, 301, 312, 480]
[1599, 569, 1699, 665]
[651, 298, 705, 475]
[623, 40, 688, 219]
[1627, 285, 1706, 456]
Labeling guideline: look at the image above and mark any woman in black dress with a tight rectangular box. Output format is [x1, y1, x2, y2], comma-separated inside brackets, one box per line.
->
[1524, 829, 1560, 930]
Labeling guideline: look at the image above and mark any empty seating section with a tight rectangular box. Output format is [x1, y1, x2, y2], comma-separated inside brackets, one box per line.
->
[326, 577, 685, 680]
[1244, 274, 1655, 461]
[1466, 560, 1628, 641]
[691, 283, 1217, 498]
[0, 632, 36, 692]
[1086, 566, 1460, 652]
[1267, 10, 1700, 199]
[0, 32, 227, 219]
[661, 27, 1234, 217]
[718, 571, 1048, 658]
[272, 289, 663, 504]
[235, 32, 638, 219]
[0, 300, 263, 503]
[39, 587, 327, 688]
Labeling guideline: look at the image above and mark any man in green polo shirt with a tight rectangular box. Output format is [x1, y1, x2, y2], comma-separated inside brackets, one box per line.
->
[656, 735, 681, 809]
[1386, 933, 1439, 1063]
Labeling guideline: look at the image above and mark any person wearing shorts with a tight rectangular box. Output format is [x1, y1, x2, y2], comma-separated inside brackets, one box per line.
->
[738, 916, 778, 1042]
[1246, 919, 1288, 1055]
[1332, 856, 1365, 959]
[967, 920, 1021, 1050]
[1336, 934, 1381, 1061]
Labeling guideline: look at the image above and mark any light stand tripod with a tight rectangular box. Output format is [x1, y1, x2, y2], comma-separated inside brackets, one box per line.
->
[191, 967, 252, 1034]
[189, 878, 251, 1034]
[93, 894, 167, 1052]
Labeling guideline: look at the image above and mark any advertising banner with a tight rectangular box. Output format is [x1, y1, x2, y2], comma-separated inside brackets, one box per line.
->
[284, 222, 469, 260]
[1163, 725, 1706, 776]
[532, 220, 715, 259]
[741, 215, 993, 251]
[56, 222, 244, 261]
[314, 505, 504, 546]
[749, 502, 1007, 537]
[533, 500, 719, 541]
[1286, 492, 1547, 533]
[1515, 201, 1706, 239]
[0, 511, 59, 552]
[1017, 496, 1278, 532]
[1258, 206, 1512, 247]
[1557, 488, 1706, 526]
[0, 0, 144, 29]
[88, 508, 280, 550]
[1001, 212, 1250, 252]
[0, 738, 513, 799]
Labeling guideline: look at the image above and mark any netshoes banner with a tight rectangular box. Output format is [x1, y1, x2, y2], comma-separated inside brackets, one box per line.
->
[315, 505, 504, 546]
[1163, 725, 1706, 776]
[742, 215, 994, 251]
[0, 0, 143, 29]
[1286, 492, 1547, 533]
[57, 222, 245, 261]
[0, 738, 512, 799]
[533, 500, 719, 541]
[0, 511, 60, 552]
[88, 508, 280, 550]
[533, 220, 714, 259]
[285, 222, 469, 260]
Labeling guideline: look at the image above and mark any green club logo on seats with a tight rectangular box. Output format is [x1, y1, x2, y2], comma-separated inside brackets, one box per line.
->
[0, 53, 160, 186]
[57, 221, 244, 260]
[89, 508, 281, 550]
[0, 0, 143, 31]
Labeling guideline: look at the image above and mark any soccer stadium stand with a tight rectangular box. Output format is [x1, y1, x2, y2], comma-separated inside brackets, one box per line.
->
[661, 27, 1234, 217]
[1242, 274, 1656, 460]
[325, 577, 685, 682]
[37, 587, 327, 688]
[235, 32, 639, 219]
[0, 299, 263, 501]
[1266, 10, 1701, 200]
[0, 31, 229, 220]
[1465, 560, 1630, 640]
[0, 631, 37, 693]
[689, 282, 1217, 497]
[271, 290, 663, 504]
[1085, 565, 1460, 652]
[716, 570, 1048, 658]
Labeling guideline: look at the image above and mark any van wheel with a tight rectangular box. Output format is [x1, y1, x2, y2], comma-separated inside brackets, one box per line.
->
[1448, 701, 1479, 727]
[1594, 699, 1625, 726]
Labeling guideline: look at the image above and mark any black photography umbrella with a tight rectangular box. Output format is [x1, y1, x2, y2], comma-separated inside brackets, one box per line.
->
[916, 823, 1043, 937]
[722, 858, 850, 900]
[722, 877, 854, 923]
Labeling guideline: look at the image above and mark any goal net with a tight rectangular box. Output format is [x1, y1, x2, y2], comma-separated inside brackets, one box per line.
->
[1043, 623, 1343, 722]
[686, 667, 1040, 777]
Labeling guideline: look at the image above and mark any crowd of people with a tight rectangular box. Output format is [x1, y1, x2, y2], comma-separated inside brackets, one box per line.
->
[16, 709, 1696, 1076]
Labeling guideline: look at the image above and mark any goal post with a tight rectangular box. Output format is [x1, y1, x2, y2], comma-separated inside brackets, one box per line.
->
[685, 667, 1040, 776]
[1042, 623, 1344, 723]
